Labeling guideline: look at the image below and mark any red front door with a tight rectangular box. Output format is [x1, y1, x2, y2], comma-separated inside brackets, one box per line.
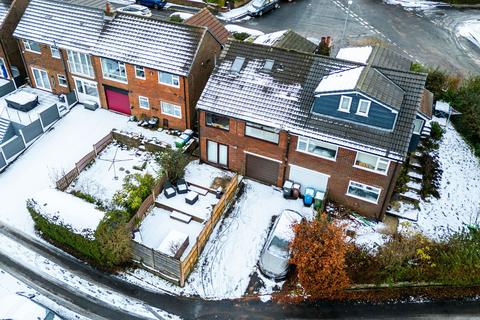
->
[105, 88, 131, 115]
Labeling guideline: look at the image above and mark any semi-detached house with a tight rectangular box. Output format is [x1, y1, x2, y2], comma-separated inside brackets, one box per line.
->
[196, 41, 431, 220]
[13, 0, 223, 130]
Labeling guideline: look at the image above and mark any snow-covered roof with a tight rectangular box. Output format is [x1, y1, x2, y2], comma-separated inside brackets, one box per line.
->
[254, 30, 288, 46]
[336, 46, 373, 64]
[435, 100, 450, 113]
[91, 14, 206, 76]
[0, 0, 11, 27]
[315, 66, 364, 92]
[253, 29, 317, 53]
[197, 41, 427, 160]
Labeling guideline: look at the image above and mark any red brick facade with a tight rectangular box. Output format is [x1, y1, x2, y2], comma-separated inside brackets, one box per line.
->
[199, 111, 402, 220]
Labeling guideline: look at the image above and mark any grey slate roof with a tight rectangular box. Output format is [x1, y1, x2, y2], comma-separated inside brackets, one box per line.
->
[0, 0, 12, 26]
[91, 14, 206, 76]
[273, 30, 318, 53]
[196, 41, 427, 160]
[356, 67, 405, 110]
[13, 0, 104, 52]
[368, 45, 412, 71]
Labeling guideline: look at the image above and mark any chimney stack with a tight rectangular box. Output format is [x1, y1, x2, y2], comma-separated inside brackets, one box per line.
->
[104, 1, 116, 21]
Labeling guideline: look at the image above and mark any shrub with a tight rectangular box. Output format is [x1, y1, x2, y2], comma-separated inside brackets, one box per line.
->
[232, 32, 250, 41]
[430, 121, 444, 142]
[113, 173, 156, 216]
[169, 15, 183, 23]
[289, 214, 351, 299]
[71, 190, 104, 209]
[156, 149, 190, 183]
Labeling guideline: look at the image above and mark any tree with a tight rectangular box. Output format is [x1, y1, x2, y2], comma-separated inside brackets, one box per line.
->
[156, 148, 190, 183]
[289, 214, 351, 299]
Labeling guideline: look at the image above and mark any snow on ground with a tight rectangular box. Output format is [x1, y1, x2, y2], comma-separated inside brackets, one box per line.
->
[399, 121, 480, 238]
[382, 0, 448, 11]
[457, 19, 480, 50]
[121, 179, 315, 299]
[115, 125, 180, 149]
[0, 233, 180, 319]
[0, 268, 88, 320]
[30, 189, 104, 240]
[156, 189, 219, 221]
[184, 160, 233, 189]
[224, 24, 264, 36]
[67, 142, 160, 206]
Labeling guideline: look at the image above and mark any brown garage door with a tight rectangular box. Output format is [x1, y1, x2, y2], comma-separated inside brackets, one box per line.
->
[246, 154, 280, 186]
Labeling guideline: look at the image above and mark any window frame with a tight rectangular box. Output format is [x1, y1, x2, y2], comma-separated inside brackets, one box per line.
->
[161, 101, 182, 119]
[135, 65, 146, 79]
[413, 118, 424, 135]
[207, 140, 228, 167]
[23, 40, 41, 53]
[356, 99, 371, 117]
[138, 96, 149, 110]
[346, 180, 381, 204]
[353, 151, 390, 175]
[50, 46, 61, 59]
[31, 67, 51, 91]
[338, 95, 352, 113]
[0, 57, 8, 79]
[67, 50, 95, 78]
[101, 58, 128, 83]
[244, 122, 280, 144]
[296, 136, 338, 161]
[205, 112, 230, 131]
[158, 71, 180, 87]
[57, 74, 68, 87]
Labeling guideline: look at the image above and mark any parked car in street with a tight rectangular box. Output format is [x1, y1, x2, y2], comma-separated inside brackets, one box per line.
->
[258, 209, 303, 280]
[248, 0, 280, 17]
[117, 4, 152, 17]
[136, 0, 167, 10]
[110, 0, 136, 7]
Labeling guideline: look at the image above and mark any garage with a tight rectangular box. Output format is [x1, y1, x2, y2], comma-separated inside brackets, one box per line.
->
[288, 164, 329, 194]
[105, 86, 131, 115]
[245, 153, 280, 186]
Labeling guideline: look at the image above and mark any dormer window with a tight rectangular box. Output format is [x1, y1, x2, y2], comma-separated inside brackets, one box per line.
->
[338, 96, 352, 113]
[231, 57, 245, 72]
[356, 99, 371, 117]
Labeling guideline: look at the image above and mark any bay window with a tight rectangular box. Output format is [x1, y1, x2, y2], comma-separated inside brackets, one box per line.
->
[297, 136, 338, 160]
[67, 50, 94, 78]
[347, 181, 381, 204]
[354, 152, 389, 174]
[101, 58, 127, 82]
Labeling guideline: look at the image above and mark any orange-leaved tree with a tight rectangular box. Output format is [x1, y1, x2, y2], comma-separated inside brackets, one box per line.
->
[289, 214, 351, 299]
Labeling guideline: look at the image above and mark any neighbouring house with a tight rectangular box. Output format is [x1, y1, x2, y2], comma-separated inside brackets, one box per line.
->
[0, 0, 29, 90]
[196, 42, 430, 220]
[13, 0, 223, 130]
[185, 8, 230, 46]
[253, 29, 318, 53]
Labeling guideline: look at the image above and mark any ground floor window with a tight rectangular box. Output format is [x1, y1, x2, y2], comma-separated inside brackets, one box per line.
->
[57, 74, 68, 87]
[139, 96, 149, 109]
[32, 67, 51, 91]
[346, 181, 381, 204]
[207, 140, 228, 166]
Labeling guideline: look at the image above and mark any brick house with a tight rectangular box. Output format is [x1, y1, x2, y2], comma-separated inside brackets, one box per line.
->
[13, 0, 224, 130]
[196, 42, 430, 220]
[0, 0, 29, 85]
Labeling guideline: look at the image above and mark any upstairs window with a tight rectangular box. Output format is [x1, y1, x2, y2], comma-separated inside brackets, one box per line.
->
[356, 99, 371, 117]
[57, 74, 68, 87]
[206, 113, 229, 130]
[297, 136, 338, 160]
[67, 50, 94, 78]
[354, 152, 390, 174]
[101, 58, 127, 82]
[159, 71, 179, 87]
[50, 46, 60, 59]
[135, 66, 145, 79]
[23, 40, 41, 53]
[338, 96, 352, 113]
[413, 118, 424, 134]
[231, 56, 245, 72]
[245, 122, 279, 144]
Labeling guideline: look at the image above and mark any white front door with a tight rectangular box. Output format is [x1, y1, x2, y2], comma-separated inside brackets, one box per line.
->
[288, 164, 329, 193]
[31, 67, 51, 91]
[74, 77, 99, 104]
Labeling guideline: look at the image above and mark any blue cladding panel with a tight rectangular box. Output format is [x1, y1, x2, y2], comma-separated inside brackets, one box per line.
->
[312, 93, 397, 130]
[2, 135, 25, 160]
[22, 119, 43, 144]
[39, 104, 60, 128]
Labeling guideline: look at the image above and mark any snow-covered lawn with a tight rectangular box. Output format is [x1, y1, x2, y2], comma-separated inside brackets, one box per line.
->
[67, 141, 160, 206]
[184, 160, 233, 189]
[156, 190, 219, 222]
[121, 179, 314, 299]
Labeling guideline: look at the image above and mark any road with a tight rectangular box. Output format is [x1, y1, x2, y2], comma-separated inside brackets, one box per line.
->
[234, 0, 480, 75]
[1, 222, 480, 319]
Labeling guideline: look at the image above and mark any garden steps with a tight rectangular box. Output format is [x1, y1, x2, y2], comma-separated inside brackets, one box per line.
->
[406, 180, 422, 192]
[407, 170, 423, 181]
[409, 157, 422, 169]
[386, 201, 418, 221]
[400, 190, 421, 202]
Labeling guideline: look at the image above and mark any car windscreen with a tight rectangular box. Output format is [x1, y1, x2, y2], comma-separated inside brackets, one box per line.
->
[267, 235, 289, 258]
[252, 0, 265, 8]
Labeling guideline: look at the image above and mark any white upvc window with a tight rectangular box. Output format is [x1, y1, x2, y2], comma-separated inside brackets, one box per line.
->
[31, 67, 51, 91]
[135, 66, 145, 79]
[354, 151, 390, 174]
[67, 50, 94, 78]
[245, 122, 280, 144]
[0, 58, 8, 78]
[23, 40, 41, 53]
[161, 101, 181, 118]
[413, 118, 424, 135]
[50, 46, 60, 59]
[297, 136, 338, 160]
[158, 71, 179, 87]
[139, 96, 149, 109]
[101, 58, 127, 83]
[207, 140, 228, 166]
[347, 181, 381, 204]
[57, 74, 68, 87]
[356, 99, 371, 117]
[338, 95, 352, 113]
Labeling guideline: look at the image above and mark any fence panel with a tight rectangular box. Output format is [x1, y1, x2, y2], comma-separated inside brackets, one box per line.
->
[76, 150, 95, 172]
[1, 135, 25, 160]
[0, 151, 6, 170]
[0, 79, 15, 98]
[94, 132, 113, 154]
[21, 119, 43, 144]
[39, 104, 60, 128]
[56, 167, 79, 191]
[65, 91, 78, 107]
[132, 241, 155, 269]
[153, 251, 182, 279]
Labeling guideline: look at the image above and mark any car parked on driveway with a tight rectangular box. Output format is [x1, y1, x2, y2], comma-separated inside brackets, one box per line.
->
[136, 0, 167, 10]
[248, 0, 280, 17]
[258, 209, 303, 280]
[117, 4, 152, 17]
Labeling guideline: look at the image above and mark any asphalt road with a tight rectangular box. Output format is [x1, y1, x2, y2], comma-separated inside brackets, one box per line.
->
[235, 0, 480, 75]
[2, 222, 480, 319]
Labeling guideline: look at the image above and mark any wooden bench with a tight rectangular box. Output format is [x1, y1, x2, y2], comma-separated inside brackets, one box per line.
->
[170, 210, 192, 223]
